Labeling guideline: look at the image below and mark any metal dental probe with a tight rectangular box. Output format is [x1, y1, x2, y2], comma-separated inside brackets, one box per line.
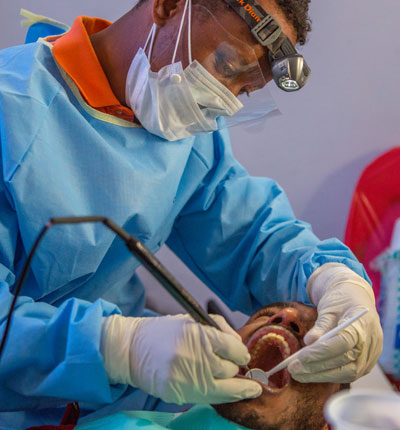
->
[245, 308, 369, 385]
[116, 222, 251, 373]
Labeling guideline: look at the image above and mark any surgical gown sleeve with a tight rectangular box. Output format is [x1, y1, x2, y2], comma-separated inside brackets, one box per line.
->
[0, 161, 123, 410]
[166, 128, 368, 315]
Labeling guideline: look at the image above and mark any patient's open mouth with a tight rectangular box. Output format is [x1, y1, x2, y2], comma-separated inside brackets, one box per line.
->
[243, 325, 301, 392]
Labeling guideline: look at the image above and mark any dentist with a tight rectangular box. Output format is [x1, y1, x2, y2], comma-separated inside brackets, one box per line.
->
[0, 0, 382, 427]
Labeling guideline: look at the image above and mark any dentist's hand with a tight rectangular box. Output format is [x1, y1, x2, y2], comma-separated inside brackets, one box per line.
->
[288, 263, 383, 383]
[100, 313, 262, 405]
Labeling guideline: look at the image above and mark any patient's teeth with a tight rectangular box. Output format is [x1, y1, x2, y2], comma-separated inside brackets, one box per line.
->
[252, 332, 291, 357]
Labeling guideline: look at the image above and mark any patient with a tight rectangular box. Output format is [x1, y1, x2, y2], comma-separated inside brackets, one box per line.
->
[212, 301, 347, 430]
[78, 302, 347, 430]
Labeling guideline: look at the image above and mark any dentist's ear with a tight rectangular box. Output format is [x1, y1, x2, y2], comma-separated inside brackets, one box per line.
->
[153, 0, 186, 26]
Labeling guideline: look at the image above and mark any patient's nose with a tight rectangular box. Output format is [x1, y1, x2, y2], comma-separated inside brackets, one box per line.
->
[268, 308, 306, 337]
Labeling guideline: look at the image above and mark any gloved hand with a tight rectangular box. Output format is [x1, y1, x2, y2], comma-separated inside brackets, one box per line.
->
[288, 263, 383, 383]
[100, 313, 262, 405]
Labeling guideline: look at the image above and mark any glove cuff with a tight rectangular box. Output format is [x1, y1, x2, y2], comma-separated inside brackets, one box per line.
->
[100, 314, 143, 386]
[306, 263, 374, 305]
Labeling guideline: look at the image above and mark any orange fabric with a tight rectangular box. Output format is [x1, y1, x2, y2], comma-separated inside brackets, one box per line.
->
[52, 16, 134, 122]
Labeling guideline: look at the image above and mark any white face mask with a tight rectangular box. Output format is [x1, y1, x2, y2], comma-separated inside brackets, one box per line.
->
[125, 0, 243, 141]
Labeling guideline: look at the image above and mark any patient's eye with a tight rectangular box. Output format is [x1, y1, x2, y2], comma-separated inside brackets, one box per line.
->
[255, 309, 276, 319]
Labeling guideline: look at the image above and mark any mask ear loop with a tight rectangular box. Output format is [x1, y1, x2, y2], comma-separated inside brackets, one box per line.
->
[171, 0, 191, 64]
[188, 0, 192, 64]
[144, 23, 157, 61]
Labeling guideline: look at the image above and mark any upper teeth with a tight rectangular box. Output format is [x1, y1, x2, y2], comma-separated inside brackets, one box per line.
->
[252, 333, 291, 357]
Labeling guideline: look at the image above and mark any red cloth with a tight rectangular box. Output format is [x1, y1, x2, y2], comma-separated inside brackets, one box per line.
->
[26, 403, 80, 430]
[345, 147, 400, 303]
[345, 147, 400, 392]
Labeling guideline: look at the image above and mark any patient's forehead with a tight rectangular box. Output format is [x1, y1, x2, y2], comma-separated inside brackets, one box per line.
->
[247, 301, 317, 325]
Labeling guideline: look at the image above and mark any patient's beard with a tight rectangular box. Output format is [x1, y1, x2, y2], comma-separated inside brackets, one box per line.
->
[213, 402, 285, 430]
[290, 389, 327, 430]
[212, 388, 327, 430]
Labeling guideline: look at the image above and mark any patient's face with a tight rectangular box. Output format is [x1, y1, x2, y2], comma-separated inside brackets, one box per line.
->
[213, 302, 340, 430]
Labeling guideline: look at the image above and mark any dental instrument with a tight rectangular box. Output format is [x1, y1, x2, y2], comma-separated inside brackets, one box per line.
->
[245, 308, 369, 384]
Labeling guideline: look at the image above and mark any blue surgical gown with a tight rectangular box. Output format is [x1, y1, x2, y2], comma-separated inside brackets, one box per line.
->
[0, 32, 368, 428]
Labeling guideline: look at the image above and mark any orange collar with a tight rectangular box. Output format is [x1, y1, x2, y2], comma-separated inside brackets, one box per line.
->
[52, 16, 129, 110]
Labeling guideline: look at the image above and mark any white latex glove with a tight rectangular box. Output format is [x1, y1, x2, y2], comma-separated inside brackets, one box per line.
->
[288, 263, 383, 383]
[100, 313, 262, 405]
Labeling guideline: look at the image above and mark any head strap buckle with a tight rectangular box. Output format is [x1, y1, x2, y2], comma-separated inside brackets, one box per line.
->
[251, 15, 282, 47]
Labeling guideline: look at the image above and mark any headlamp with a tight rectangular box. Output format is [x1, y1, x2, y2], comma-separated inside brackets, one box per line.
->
[222, 0, 311, 91]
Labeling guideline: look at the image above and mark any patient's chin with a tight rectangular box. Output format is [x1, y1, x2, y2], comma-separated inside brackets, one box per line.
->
[212, 387, 286, 430]
[212, 401, 273, 430]
[212, 393, 327, 430]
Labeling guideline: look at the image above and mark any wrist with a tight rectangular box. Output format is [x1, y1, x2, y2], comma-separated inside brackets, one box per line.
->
[100, 314, 143, 386]
[306, 263, 374, 305]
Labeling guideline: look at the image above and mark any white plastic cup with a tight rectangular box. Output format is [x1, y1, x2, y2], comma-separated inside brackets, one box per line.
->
[324, 389, 400, 430]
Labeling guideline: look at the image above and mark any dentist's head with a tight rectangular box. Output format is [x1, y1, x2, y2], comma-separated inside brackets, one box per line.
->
[90, 0, 311, 140]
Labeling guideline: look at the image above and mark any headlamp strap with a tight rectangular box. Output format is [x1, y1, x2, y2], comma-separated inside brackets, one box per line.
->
[222, 0, 284, 50]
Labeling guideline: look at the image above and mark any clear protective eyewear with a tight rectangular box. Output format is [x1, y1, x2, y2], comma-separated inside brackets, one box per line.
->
[189, 4, 281, 127]
[147, 3, 270, 97]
